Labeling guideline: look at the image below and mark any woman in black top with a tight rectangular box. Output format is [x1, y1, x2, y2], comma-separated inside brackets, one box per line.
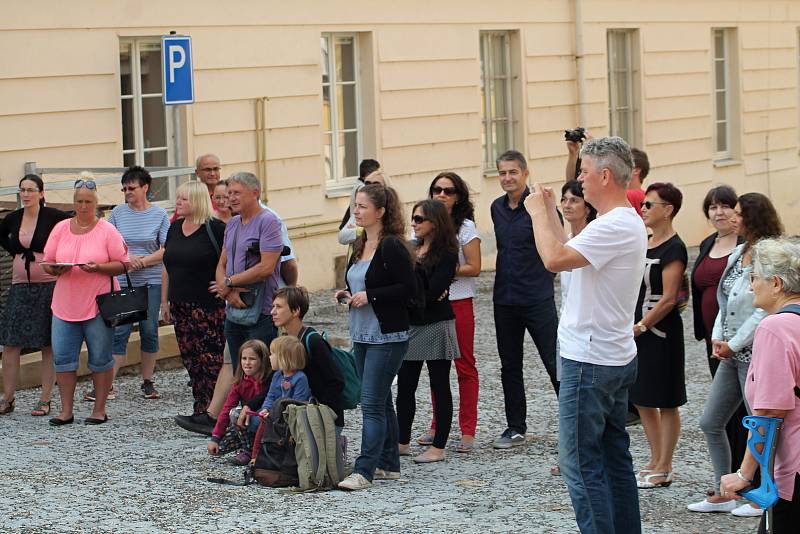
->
[396, 200, 459, 463]
[0, 174, 69, 416]
[161, 181, 226, 417]
[629, 183, 688, 489]
[334, 184, 416, 491]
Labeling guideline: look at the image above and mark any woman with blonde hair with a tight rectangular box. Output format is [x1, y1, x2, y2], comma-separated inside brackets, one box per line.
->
[162, 180, 227, 421]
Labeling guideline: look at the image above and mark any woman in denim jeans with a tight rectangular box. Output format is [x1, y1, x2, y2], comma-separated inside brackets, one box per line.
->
[334, 184, 416, 491]
[42, 174, 130, 426]
[688, 192, 783, 515]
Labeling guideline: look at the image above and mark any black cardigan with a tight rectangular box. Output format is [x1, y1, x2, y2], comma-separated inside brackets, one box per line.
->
[0, 207, 70, 282]
[346, 235, 416, 334]
[690, 232, 744, 341]
[411, 250, 458, 326]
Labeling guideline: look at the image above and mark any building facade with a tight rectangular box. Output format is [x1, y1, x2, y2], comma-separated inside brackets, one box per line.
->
[1, 0, 798, 289]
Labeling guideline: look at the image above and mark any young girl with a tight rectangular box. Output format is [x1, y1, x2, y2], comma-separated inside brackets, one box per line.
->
[207, 340, 270, 460]
[251, 336, 311, 427]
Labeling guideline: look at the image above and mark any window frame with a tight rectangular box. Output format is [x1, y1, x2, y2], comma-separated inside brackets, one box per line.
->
[713, 28, 732, 160]
[480, 30, 515, 172]
[321, 32, 363, 193]
[119, 37, 179, 204]
[606, 29, 642, 147]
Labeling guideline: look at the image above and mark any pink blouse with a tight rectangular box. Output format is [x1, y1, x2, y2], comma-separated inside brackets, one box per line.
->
[43, 219, 129, 322]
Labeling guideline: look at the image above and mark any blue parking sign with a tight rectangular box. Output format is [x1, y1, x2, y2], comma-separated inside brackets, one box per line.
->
[162, 35, 194, 105]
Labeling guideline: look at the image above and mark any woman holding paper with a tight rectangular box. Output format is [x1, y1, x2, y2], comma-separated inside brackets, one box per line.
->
[42, 172, 129, 426]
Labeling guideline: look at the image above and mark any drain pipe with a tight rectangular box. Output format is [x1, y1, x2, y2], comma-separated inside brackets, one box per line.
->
[255, 97, 269, 203]
[574, 0, 588, 127]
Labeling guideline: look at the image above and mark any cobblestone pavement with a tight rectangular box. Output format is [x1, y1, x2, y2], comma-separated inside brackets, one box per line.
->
[0, 271, 759, 533]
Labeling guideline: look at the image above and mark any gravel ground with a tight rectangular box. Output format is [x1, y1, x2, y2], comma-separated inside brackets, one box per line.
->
[0, 267, 760, 533]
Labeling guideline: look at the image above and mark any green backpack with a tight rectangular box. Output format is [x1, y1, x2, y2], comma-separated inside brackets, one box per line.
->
[304, 331, 361, 410]
[285, 402, 344, 491]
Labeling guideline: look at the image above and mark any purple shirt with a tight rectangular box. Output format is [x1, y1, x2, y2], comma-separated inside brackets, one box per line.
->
[223, 209, 284, 314]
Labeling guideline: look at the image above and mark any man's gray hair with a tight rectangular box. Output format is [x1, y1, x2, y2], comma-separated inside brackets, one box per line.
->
[752, 237, 800, 294]
[227, 171, 261, 193]
[195, 153, 220, 170]
[496, 150, 528, 172]
[580, 137, 634, 187]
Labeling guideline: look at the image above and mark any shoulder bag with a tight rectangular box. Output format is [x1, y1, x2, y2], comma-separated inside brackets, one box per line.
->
[96, 265, 149, 327]
[225, 222, 266, 326]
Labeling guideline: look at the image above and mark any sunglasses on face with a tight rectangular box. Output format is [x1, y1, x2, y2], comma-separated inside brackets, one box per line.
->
[74, 179, 97, 190]
[640, 200, 668, 210]
[121, 185, 141, 192]
[411, 215, 429, 224]
[431, 186, 457, 196]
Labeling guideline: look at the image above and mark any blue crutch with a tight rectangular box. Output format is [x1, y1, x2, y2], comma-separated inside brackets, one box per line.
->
[738, 416, 783, 533]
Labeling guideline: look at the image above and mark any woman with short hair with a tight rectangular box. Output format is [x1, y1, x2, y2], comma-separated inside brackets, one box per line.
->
[689, 192, 784, 515]
[721, 236, 800, 533]
[99, 165, 170, 401]
[42, 173, 129, 425]
[0, 174, 69, 416]
[163, 180, 226, 422]
[334, 184, 416, 491]
[629, 182, 688, 489]
[212, 179, 232, 224]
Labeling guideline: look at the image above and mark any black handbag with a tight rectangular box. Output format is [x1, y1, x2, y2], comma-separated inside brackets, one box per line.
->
[95, 267, 149, 328]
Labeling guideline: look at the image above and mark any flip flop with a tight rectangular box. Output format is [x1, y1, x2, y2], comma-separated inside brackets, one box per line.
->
[84, 415, 109, 425]
[453, 440, 477, 453]
[416, 433, 434, 446]
[31, 400, 51, 417]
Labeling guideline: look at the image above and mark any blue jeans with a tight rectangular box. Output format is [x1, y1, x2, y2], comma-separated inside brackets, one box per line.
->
[224, 313, 277, 370]
[112, 284, 162, 355]
[558, 358, 641, 534]
[352, 340, 408, 481]
[52, 314, 114, 373]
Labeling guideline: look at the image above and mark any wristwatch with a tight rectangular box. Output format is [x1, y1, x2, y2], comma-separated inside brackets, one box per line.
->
[224, 276, 233, 288]
[636, 321, 648, 333]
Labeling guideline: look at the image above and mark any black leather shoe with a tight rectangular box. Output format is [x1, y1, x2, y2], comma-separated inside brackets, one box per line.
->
[174, 412, 215, 436]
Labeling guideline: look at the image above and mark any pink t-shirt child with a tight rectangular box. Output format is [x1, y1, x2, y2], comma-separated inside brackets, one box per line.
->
[746, 312, 800, 501]
[43, 219, 129, 322]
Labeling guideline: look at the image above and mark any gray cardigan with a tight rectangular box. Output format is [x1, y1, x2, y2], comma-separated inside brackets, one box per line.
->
[711, 243, 767, 354]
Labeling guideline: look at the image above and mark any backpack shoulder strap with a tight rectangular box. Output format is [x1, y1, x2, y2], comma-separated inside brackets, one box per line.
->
[775, 305, 800, 399]
[205, 219, 221, 257]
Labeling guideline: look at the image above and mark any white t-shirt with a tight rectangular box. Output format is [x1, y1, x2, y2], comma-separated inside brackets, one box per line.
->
[558, 207, 647, 366]
[449, 219, 481, 301]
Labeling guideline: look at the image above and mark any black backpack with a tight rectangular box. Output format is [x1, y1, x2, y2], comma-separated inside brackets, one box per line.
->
[249, 397, 304, 487]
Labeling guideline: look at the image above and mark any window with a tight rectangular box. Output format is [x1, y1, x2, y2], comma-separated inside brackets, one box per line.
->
[480, 31, 515, 170]
[120, 38, 177, 202]
[321, 34, 361, 185]
[713, 28, 739, 160]
[607, 30, 641, 146]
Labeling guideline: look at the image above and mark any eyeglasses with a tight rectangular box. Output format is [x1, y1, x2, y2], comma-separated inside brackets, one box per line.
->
[431, 186, 457, 196]
[18, 188, 40, 194]
[74, 179, 97, 190]
[411, 215, 429, 224]
[641, 201, 669, 210]
[199, 167, 221, 173]
[121, 185, 141, 192]
[748, 272, 769, 284]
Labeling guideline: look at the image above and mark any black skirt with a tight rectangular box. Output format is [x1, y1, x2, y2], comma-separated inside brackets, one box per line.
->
[629, 311, 687, 408]
[0, 282, 56, 349]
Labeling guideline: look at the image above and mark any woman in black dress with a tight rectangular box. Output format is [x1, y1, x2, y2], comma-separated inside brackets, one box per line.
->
[630, 182, 688, 489]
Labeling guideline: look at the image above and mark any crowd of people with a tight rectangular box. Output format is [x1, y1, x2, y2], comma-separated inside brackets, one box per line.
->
[0, 137, 798, 533]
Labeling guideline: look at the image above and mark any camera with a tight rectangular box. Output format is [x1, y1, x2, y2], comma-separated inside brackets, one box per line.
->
[564, 127, 587, 144]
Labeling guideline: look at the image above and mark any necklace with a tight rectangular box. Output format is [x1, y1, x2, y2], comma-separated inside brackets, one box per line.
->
[715, 231, 735, 241]
[73, 218, 96, 230]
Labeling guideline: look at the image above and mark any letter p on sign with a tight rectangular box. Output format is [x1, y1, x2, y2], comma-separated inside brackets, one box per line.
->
[162, 35, 194, 105]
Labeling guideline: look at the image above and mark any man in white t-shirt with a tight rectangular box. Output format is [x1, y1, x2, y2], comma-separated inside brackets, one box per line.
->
[524, 137, 647, 534]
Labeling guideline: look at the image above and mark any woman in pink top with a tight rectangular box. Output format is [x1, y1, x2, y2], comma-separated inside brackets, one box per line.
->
[0, 174, 69, 416]
[721, 237, 800, 533]
[42, 174, 129, 427]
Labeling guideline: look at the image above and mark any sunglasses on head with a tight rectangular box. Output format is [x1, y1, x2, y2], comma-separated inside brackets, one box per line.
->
[363, 180, 381, 186]
[431, 186, 457, 196]
[411, 215, 429, 224]
[640, 200, 668, 210]
[74, 179, 97, 190]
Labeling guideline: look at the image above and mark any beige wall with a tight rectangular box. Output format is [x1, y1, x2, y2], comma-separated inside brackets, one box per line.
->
[1, 0, 799, 289]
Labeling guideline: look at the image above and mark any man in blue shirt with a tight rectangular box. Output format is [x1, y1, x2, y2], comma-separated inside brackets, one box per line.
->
[490, 150, 559, 449]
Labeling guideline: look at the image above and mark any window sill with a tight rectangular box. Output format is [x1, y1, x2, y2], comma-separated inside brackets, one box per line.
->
[713, 158, 742, 168]
[325, 179, 359, 199]
[483, 168, 499, 178]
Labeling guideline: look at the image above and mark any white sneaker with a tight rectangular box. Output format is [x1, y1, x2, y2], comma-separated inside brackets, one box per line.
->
[687, 498, 738, 513]
[374, 468, 401, 480]
[338, 472, 372, 491]
[731, 503, 763, 517]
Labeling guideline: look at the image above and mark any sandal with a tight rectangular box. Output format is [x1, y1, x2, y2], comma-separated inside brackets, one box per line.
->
[637, 471, 674, 489]
[416, 433, 434, 446]
[31, 400, 51, 417]
[453, 440, 477, 453]
[0, 397, 15, 415]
